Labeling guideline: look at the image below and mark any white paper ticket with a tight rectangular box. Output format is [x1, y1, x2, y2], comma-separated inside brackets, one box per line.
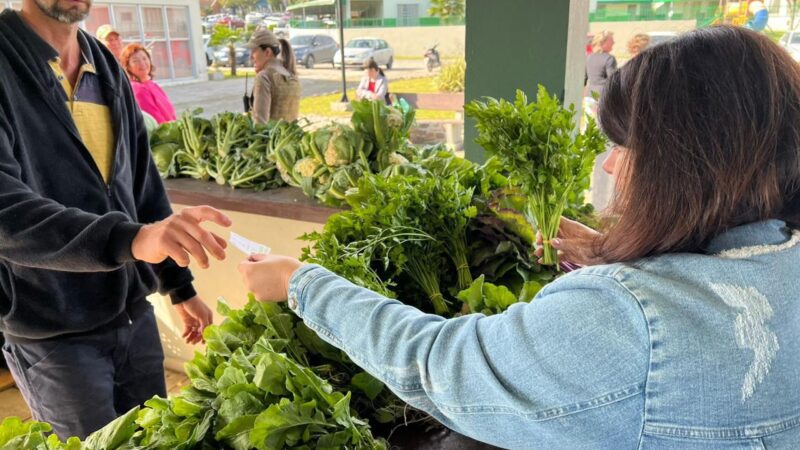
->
[230, 232, 271, 256]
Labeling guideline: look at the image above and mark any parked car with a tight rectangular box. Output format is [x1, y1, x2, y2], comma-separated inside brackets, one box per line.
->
[216, 15, 245, 29]
[214, 45, 251, 67]
[245, 12, 266, 26]
[202, 14, 224, 29]
[780, 32, 800, 61]
[334, 38, 394, 69]
[290, 34, 338, 69]
[262, 14, 289, 28]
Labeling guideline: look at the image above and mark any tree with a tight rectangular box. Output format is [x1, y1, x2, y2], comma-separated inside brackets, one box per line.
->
[789, 0, 800, 32]
[210, 24, 245, 75]
[428, 0, 465, 21]
[268, 0, 286, 11]
[218, 0, 259, 16]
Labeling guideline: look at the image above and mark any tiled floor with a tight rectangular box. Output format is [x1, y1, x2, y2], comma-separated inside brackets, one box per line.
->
[0, 368, 190, 422]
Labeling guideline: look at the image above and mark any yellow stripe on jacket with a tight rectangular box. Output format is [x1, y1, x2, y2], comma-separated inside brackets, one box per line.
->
[49, 58, 115, 182]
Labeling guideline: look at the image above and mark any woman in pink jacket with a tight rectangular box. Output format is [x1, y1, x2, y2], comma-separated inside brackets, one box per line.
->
[121, 44, 177, 124]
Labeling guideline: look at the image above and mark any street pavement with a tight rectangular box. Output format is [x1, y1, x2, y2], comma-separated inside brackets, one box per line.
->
[163, 59, 433, 117]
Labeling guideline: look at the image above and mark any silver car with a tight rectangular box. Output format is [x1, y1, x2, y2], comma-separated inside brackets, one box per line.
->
[334, 38, 394, 69]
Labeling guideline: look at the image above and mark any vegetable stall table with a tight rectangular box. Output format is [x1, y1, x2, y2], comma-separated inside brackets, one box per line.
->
[152, 179, 339, 371]
[159, 179, 498, 449]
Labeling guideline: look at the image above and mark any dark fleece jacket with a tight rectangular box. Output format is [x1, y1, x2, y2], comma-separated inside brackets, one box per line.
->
[0, 10, 195, 340]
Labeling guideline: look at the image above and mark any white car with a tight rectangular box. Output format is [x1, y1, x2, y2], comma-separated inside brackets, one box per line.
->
[780, 32, 800, 61]
[334, 38, 394, 69]
[262, 14, 288, 28]
[245, 12, 266, 26]
[202, 14, 224, 29]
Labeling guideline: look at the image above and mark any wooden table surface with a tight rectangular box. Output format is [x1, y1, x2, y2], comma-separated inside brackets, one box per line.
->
[165, 179, 341, 224]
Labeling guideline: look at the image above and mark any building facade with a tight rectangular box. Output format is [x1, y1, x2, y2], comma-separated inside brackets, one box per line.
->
[2, 0, 206, 82]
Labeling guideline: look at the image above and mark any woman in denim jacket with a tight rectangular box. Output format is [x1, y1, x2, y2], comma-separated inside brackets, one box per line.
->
[239, 26, 800, 449]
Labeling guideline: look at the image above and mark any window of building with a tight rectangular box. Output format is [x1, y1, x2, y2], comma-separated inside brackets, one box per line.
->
[397, 4, 419, 26]
[113, 5, 141, 41]
[85, 6, 111, 37]
[82, 3, 196, 81]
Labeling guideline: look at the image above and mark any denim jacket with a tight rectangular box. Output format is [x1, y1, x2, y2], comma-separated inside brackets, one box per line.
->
[287, 220, 800, 449]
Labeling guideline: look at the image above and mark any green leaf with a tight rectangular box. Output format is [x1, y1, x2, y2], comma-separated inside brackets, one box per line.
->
[250, 399, 333, 450]
[253, 354, 289, 396]
[519, 280, 543, 302]
[82, 406, 139, 450]
[350, 372, 384, 401]
[171, 398, 205, 418]
[457, 275, 486, 313]
[215, 415, 258, 450]
[217, 366, 249, 393]
[482, 283, 518, 311]
[217, 298, 233, 317]
[0, 417, 51, 449]
[218, 391, 265, 429]
[315, 431, 351, 449]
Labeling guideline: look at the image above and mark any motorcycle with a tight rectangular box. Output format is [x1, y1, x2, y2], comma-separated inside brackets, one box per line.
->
[424, 44, 441, 72]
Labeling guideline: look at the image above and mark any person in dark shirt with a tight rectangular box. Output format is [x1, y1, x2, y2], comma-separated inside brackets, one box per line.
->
[0, 0, 231, 439]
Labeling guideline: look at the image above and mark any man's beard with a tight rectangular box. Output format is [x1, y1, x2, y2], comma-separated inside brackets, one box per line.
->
[33, 0, 91, 24]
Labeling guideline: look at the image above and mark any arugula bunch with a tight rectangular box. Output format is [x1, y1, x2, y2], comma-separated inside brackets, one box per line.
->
[0, 408, 139, 450]
[1, 298, 383, 450]
[464, 86, 606, 265]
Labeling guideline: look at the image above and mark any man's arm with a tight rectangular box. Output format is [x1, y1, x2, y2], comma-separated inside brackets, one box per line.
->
[124, 80, 222, 303]
[0, 113, 138, 271]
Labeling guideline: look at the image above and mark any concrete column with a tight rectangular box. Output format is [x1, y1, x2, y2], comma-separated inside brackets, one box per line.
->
[463, 0, 590, 162]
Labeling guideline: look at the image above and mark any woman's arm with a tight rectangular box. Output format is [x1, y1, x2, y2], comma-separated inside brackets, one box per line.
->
[372, 76, 388, 100]
[355, 76, 369, 100]
[283, 264, 649, 446]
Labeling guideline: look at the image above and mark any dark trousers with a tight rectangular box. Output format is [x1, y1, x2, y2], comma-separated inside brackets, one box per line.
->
[2, 306, 166, 440]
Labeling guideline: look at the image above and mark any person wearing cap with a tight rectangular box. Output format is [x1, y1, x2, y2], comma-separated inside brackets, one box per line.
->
[246, 28, 300, 124]
[96, 23, 123, 60]
[0, 0, 231, 440]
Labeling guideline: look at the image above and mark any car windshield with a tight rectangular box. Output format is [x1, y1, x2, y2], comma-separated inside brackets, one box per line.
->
[291, 36, 315, 46]
[346, 40, 374, 49]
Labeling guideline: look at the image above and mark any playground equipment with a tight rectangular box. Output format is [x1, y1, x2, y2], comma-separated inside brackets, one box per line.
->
[711, 0, 769, 31]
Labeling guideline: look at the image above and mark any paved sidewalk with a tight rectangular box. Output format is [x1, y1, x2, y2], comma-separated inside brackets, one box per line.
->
[164, 76, 357, 117]
[163, 59, 433, 117]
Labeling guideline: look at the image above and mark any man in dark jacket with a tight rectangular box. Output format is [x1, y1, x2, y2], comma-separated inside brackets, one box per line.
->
[0, 0, 231, 439]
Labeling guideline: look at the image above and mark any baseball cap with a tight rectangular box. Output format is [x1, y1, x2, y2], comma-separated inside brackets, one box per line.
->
[96, 24, 119, 41]
[245, 29, 280, 49]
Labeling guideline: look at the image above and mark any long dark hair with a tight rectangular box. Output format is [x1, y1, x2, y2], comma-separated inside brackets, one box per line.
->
[278, 38, 296, 75]
[596, 26, 800, 262]
[364, 58, 385, 77]
[261, 38, 296, 75]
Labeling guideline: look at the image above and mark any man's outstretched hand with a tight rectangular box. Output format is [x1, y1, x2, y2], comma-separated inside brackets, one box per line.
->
[132, 206, 232, 269]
